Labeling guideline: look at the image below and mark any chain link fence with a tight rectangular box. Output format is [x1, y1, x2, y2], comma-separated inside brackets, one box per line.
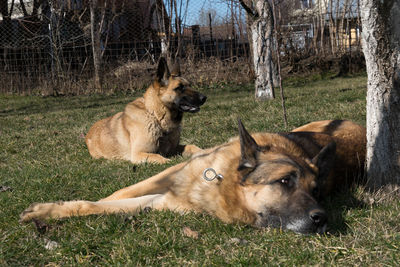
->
[0, 0, 363, 95]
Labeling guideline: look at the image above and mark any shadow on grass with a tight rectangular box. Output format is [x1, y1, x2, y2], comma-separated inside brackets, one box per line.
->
[0, 97, 132, 117]
[322, 187, 367, 236]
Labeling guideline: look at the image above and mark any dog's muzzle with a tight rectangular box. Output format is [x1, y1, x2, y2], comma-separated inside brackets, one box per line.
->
[286, 209, 328, 234]
[178, 93, 207, 113]
[255, 207, 328, 234]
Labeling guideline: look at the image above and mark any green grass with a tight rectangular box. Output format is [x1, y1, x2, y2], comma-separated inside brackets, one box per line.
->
[1, 74, 399, 265]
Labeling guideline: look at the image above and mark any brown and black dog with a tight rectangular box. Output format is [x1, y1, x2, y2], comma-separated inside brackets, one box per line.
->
[85, 58, 207, 164]
[21, 119, 365, 234]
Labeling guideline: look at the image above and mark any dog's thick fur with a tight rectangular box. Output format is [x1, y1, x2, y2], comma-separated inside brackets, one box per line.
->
[85, 58, 207, 164]
[21, 120, 366, 234]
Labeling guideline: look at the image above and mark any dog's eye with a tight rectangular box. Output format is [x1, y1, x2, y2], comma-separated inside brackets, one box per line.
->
[280, 177, 291, 185]
[277, 172, 296, 188]
[279, 177, 293, 187]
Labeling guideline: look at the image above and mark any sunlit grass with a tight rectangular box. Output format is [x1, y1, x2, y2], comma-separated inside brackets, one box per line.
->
[1, 73, 399, 265]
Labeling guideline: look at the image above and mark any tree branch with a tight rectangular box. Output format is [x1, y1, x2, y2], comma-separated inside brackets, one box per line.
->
[238, 0, 258, 18]
[19, 0, 28, 17]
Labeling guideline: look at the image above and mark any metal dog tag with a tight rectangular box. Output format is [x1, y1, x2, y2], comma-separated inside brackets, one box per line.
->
[202, 168, 223, 181]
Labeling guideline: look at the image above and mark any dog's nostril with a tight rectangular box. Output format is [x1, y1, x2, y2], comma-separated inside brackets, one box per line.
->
[310, 211, 327, 226]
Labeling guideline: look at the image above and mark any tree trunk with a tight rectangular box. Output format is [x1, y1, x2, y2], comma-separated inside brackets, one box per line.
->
[361, 0, 400, 187]
[328, 0, 336, 55]
[339, 0, 350, 53]
[271, 0, 287, 127]
[154, 0, 170, 58]
[239, 0, 275, 99]
[90, 0, 103, 90]
[245, 11, 255, 78]
[0, 0, 11, 68]
[0, 0, 9, 18]
[319, 2, 325, 55]
[250, 0, 275, 100]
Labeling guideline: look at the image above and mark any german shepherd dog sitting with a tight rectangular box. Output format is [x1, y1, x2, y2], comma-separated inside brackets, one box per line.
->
[85, 58, 207, 164]
[21, 120, 366, 234]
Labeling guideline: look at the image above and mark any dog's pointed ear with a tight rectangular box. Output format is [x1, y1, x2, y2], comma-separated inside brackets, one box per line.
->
[171, 59, 181, 77]
[156, 57, 170, 85]
[237, 118, 259, 171]
[312, 142, 336, 182]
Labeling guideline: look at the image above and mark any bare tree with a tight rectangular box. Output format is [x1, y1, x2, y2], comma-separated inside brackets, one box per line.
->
[152, 0, 171, 57]
[271, 0, 287, 127]
[0, 0, 12, 37]
[90, 0, 103, 89]
[156, 0, 188, 61]
[0, 0, 10, 19]
[197, 8, 221, 26]
[338, 0, 350, 53]
[239, 0, 275, 100]
[361, 0, 400, 187]
[328, 0, 337, 54]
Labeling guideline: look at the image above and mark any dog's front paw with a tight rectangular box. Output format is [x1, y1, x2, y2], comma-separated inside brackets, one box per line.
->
[131, 153, 171, 164]
[156, 157, 170, 164]
[20, 202, 57, 223]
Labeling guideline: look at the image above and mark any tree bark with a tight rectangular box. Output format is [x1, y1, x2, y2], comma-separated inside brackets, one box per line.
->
[240, 0, 275, 100]
[361, 0, 400, 187]
[252, 0, 275, 99]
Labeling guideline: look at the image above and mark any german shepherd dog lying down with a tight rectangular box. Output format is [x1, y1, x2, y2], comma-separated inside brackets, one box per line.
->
[21, 119, 366, 234]
[85, 57, 206, 164]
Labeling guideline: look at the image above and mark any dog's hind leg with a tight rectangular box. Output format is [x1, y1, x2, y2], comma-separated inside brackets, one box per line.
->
[99, 162, 187, 201]
[20, 194, 169, 222]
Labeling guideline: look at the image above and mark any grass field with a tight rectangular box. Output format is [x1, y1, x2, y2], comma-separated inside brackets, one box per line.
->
[1, 74, 399, 266]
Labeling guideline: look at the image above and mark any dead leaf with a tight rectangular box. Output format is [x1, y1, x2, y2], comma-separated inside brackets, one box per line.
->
[0, 185, 12, 192]
[183, 227, 199, 239]
[44, 238, 59, 250]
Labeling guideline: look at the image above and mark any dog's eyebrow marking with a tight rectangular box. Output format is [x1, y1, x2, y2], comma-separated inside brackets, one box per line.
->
[271, 157, 319, 177]
[270, 158, 303, 172]
[242, 157, 303, 185]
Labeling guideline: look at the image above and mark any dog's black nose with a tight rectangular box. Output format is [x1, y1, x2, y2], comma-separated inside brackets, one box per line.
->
[309, 210, 327, 227]
[198, 94, 207, 105]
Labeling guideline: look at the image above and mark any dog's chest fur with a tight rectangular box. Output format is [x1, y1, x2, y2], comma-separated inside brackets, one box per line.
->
[126, 97, 181, 155]
[146, 119, 181, 156]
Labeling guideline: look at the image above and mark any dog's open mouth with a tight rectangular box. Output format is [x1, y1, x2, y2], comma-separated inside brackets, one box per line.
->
[179, 103, 200, 113]
[176, 94, 206, 113]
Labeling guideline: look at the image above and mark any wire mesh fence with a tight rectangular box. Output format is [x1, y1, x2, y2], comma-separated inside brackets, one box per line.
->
[0, 0, 363, 95]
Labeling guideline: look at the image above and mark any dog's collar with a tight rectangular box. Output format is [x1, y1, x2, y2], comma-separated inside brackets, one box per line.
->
[202, 168, 223, 182]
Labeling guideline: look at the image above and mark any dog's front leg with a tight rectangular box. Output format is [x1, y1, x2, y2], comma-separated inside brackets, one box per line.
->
[99, 162, 187, 201]
[20, 194, 165, 222]
[129, 135, 170, 164]
[130, 152, 170, 164]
